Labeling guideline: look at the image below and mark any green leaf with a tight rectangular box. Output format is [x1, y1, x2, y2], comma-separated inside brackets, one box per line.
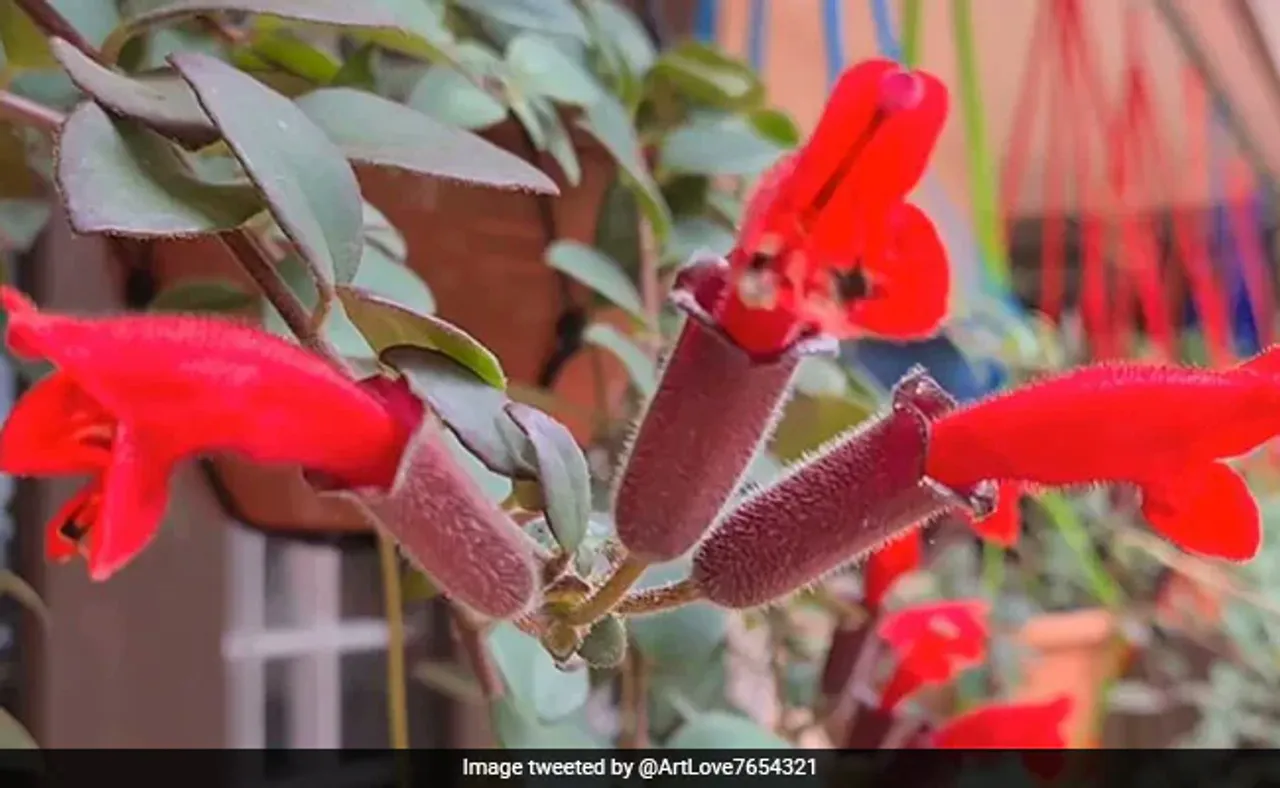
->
[630, 560, 727, 669]
[651, 42, 764, 110]
[353, 247, 435, 316]
[532, 98, 579, 186]
[488, 622, 589, 722]
[296, 87, 556, 194]
[505, 33, 602, 106]
[331, 41, 377, 89]
[382, 346, 531, 479]
[453, 0, 588, 41]
[0, 1, 55, 70]
[244, 28, 341, 84]
[667, 711, 792, 749]
[338, 288, 506, 388]
[661, 116, 786, 177]
[358, 0, 454, 62]
[581, 322, 655, 397]
[402, 565, 439, 605]
[506, 403, 590, 553]
[748, 108, 801, 148]
[0, 199, 50, 252]
[648, 647, 729, 736]
[584, 0, 655, 77]
[578, 94, 671, 242]
[544, 240, 646, 322]
[406, 65, 507, 130]
[56, 103, 264, 237]
[442, 421, 515, 503]
[491, 697, 603, 749]
[262, 254, 377, 367]
[149, 279, 255, 313]
[594, 177, 641, 275]
[0, 708, 36, 750]
[664, 216, 734, 267]
[49, 37, 217, 148]
[0, 124, 40, 200]
[104, 0, 408, 64]
[173, 52, 363, 284]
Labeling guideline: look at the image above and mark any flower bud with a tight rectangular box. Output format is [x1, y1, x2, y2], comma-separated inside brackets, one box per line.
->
[577, 614, 627, 668]
[613, 257, 837, 563]
[349, 414, 540, 620]
[692, 390, 990, 609]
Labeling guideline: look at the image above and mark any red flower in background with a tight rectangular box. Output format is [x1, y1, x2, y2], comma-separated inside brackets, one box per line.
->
[713, 58, 951, 356]
[924, 350, 1280, 559]
[0, 287, 412, 580]
[864, 532, 923, 612]
[876, 599, 989, 710]
[928, 695, 1074, 749]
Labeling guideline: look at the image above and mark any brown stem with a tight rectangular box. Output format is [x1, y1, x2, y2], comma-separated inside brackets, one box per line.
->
[613, 578, 704, 617]
[617, 650, 650, 748]
[562, 554, 649, 626]
[197, 13, 248, 45]
[452, 610, 503, 701]
[220, 229, 351, 373]
[14, 0, 101, 62]
[0, 90, 63, 133]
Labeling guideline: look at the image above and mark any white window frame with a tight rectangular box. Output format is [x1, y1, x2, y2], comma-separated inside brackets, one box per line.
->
[223, 527, 390, 749]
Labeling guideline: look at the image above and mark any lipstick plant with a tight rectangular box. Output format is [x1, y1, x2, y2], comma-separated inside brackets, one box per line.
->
[0, 0, 1275, 756]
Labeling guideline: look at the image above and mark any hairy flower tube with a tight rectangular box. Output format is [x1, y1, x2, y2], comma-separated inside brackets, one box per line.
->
[613, 59, 950, 564]
[341, 378, 540, 620]
[925, 349, 1280, 560]
[0, 287, 411, 580]
[691, 375, 995, 609]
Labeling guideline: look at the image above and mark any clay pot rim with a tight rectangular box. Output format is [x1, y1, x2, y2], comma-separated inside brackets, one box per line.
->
[1019, 607, 1115, 650]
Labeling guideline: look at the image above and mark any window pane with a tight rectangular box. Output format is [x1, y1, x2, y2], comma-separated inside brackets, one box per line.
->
[340, 605, 453, 748]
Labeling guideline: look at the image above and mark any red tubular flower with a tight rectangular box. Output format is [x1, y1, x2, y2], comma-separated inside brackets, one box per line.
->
[876, 599, 989, 711]
[928, 695, 1074, 749]
[924, 350, 1280, 559]
[691, 373, 995, 609]
[719, 58, 951, 356]
[614, 60, 950, 564]
[0, 286, 412, 580]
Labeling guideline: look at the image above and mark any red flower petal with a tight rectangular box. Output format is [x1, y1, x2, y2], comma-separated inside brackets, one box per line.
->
[926, 362, 1280, 492]
[876, 599, 988, 710]
[805, 63, 949, 254]
[0, 286, 407, 489]
[846, 203, 950, 339]
[929, 695, 1074, 749]
[1140, 462, 1260, 561]
[44, 481, 102, 563]
[90, 425, 179, 581]
[0, 370, 113, 475]
[864, 530, 922, 612]
[963, 482, 1022, 546]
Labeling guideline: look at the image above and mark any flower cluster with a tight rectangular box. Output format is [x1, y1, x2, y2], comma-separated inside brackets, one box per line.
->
[4, 56, 1278, 752]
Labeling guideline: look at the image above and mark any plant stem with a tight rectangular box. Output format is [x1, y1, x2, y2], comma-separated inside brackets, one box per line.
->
[562, 554, 649, 626]
[0, 90, 63, 132]
[14, 0, 101, 62]
[377, 535, 410, 749]
[617, 650, 650, 748]
[613, 578, 703, 617]
[221, 230, 350, 372]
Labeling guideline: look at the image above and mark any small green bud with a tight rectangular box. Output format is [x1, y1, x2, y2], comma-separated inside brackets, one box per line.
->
[577, 614, 627, 668]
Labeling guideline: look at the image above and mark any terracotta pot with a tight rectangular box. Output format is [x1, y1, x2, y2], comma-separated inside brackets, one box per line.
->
[1011, 608, 1121, 748]
[150, 118, 630, 537]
